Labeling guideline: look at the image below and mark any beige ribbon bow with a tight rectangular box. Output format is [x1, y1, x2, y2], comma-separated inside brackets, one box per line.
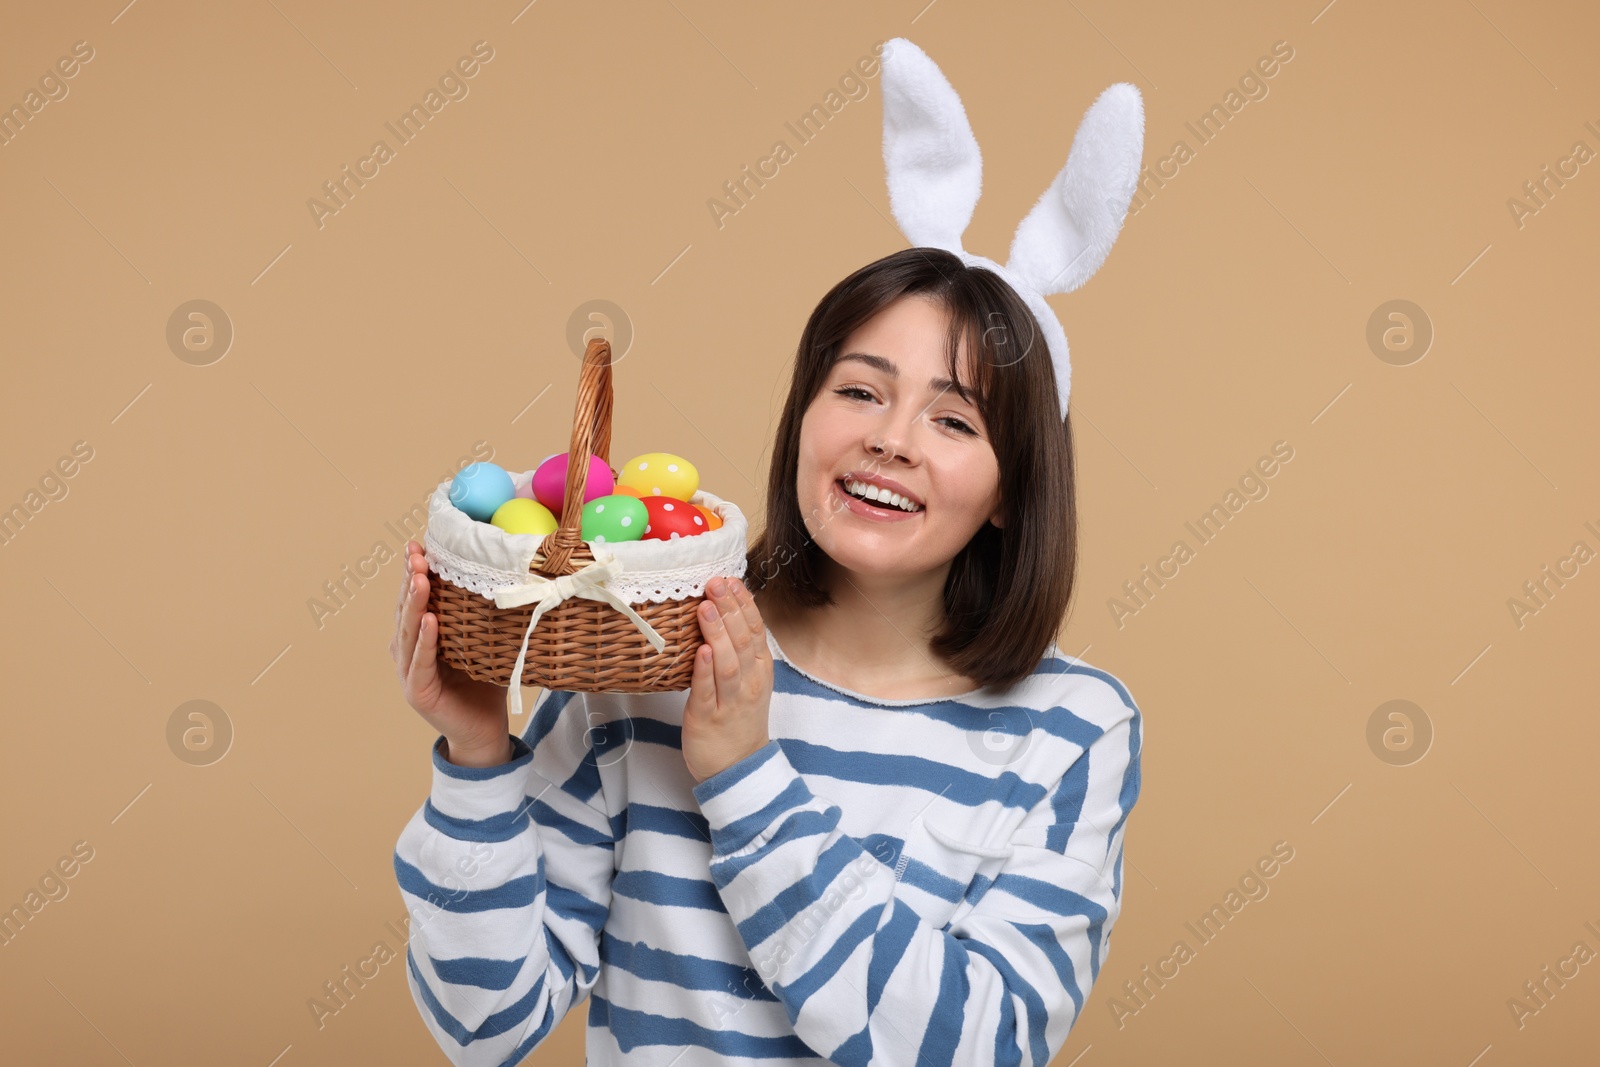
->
[490, 547, 665, 719]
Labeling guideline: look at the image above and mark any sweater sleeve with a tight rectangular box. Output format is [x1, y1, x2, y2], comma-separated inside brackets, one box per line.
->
[393, 688, 618, 1067]
[689, 696, 1142, 1066]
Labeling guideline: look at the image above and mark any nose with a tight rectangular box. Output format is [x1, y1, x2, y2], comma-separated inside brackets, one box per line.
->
[863, 404, 925, 467]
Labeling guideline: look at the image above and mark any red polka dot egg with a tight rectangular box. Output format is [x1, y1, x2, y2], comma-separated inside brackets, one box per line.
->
[641, 495, 708, 540]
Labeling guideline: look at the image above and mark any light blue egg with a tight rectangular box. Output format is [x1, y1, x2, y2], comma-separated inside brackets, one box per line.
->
[450, 462, 516, 522]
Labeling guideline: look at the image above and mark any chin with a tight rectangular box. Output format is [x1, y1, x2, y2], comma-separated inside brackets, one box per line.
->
[823, 551, 924, 582]
[814, 527, 940, 576]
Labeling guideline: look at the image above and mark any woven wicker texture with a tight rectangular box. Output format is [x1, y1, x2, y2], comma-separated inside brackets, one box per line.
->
[424, 337, 738, 693]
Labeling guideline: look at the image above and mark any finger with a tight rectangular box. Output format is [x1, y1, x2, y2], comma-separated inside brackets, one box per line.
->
[687, 639, 715, 714]
[397, 571, 423, 679]
[709, 578, 753, 660]
[397, 597, 417, 686]
[397, 543, 420, 615]
[718, 584, 759, 684]
[730, 578, 769, 661]
[408, 609, 440, 694]
[698, 598, 736, 708]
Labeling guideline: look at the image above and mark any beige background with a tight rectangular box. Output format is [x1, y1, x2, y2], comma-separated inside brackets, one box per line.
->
[2, 0, 1596, 1063]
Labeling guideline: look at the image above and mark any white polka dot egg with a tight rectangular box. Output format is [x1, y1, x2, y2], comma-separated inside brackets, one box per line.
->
[618, 452, 698, 502]
[640, 494, 708, 540]
[579, 494, 648, 543]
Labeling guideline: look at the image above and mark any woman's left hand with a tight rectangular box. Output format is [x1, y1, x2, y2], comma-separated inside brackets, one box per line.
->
[683, 576, 773, 785]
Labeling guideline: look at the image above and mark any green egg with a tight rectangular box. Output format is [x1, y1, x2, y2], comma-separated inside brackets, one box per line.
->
[580, 494, 648, 544]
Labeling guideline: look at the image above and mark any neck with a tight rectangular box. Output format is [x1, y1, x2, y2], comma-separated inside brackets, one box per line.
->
[761, 557, 965, 691]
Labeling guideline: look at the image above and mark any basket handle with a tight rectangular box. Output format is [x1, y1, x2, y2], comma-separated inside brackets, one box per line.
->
[536, 337, 614, 577]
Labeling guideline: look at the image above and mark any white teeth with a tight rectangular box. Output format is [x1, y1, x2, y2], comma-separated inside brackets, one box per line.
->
[844, 478, 922, 512]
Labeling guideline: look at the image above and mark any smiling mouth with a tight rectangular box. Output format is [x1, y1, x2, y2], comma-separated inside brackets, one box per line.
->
[835, 478, 924, 515]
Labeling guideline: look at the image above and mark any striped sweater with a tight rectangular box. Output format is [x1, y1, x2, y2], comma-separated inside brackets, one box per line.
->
[393, 628, 1143, 1065]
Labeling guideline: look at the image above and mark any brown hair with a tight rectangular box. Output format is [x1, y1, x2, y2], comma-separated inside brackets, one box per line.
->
[746, 246, 1079, 691]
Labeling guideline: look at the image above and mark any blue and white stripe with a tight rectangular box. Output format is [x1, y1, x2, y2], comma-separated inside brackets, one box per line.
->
[394, 633, 1143, 1065]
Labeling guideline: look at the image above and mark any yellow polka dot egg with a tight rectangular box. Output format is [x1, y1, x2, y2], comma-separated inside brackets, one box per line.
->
[616, 452, 698, 502]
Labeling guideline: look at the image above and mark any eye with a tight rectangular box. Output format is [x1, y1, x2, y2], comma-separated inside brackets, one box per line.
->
[834, 386, 979, 436]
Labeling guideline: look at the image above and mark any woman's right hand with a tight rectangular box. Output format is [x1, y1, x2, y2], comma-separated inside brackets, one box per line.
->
[392, 540, 514, 767]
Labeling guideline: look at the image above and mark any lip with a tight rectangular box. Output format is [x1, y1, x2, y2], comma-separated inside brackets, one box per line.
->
[839, 470, 924, 509]
[834, 478, 922, 522]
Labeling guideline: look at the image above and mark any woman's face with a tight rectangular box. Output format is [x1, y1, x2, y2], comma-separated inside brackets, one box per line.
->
[796, 294, 1004, 584]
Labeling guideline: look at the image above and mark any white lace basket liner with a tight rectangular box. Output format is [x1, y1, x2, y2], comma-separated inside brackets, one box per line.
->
[423, 469, 748, 715]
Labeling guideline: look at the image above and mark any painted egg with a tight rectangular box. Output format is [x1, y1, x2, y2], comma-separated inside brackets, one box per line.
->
[694, 503, 723, 531]
[609, 483, 645, 499]
[490, 498, 558, 536]
[640, 496, 708, 541]
[532, 453, 614, 516]
[450, 462, 517, 522]
[617, 452, 698, 501]
[580, 494, 647, 544]
[515, 453, 563, 500]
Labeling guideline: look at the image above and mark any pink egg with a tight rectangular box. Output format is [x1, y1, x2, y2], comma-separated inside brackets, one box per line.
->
[532, 453, 614, 516]
[515, 455, 559, 500]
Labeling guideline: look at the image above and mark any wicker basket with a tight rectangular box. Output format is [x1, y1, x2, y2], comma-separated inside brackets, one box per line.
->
[423, 337, 748, 701]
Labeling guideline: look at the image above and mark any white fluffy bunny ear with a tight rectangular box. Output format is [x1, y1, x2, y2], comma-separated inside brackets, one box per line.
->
[880, 37, 983, 252]
[876, 37, 1144, 418]
[1005, 82, 1144, 296]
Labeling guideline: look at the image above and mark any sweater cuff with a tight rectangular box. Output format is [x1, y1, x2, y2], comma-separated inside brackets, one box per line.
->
[691, 740, 814, 857]
[428, 733, 532, 824]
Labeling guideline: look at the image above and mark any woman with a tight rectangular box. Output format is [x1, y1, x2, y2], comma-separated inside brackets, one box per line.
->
[390, 247, 1144, 1066]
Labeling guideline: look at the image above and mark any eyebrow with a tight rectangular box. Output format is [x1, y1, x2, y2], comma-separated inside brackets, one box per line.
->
[835, 352, 974, 404]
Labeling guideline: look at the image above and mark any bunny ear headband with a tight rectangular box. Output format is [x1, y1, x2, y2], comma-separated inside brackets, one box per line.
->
[879, 37, 1145, 417]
